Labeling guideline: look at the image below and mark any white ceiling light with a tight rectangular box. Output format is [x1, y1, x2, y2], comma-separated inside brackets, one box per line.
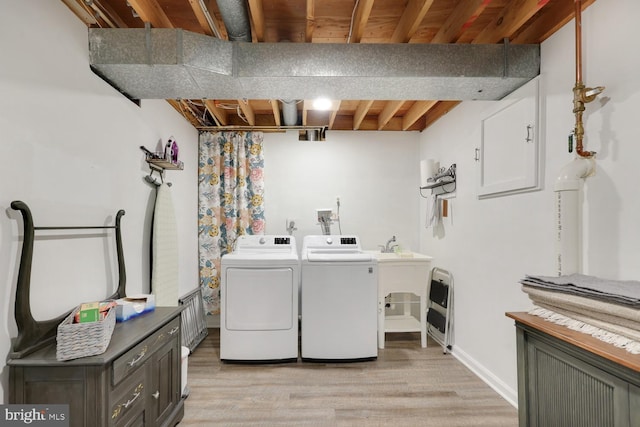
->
[312, 97, 333, 111]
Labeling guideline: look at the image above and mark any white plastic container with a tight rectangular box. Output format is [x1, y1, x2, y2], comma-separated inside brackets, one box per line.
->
[181, 346, 189, 396]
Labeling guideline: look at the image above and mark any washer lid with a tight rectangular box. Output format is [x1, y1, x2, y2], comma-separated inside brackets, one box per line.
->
[306, 250, 373, 262]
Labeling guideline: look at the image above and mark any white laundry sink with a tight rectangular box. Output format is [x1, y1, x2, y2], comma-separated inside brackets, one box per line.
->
[368, 251, 432, 291]
[372, 251, 430, 262]
[366, 250, 433, 348]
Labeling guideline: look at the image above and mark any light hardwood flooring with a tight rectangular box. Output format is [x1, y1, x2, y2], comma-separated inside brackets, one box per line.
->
[181, 329, 518, 426]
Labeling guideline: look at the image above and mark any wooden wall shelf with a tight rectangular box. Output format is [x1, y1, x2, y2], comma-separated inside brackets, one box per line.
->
[146, 158, 184, 170]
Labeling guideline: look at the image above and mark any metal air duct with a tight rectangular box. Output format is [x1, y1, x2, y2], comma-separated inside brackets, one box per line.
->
[216, 0, 252, 42]
[88, 28, 540, 101]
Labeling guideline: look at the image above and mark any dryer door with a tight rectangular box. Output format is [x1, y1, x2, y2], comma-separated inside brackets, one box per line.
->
[224, 267, 295, 330]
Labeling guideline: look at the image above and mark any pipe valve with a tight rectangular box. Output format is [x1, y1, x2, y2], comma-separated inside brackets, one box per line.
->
[583, 86, 605, 101]
[572, 82, 604, 158]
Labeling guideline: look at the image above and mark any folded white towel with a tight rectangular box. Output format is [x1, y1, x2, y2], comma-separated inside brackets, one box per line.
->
[425, 194, 440, 228]
[529, 306, 640, 354]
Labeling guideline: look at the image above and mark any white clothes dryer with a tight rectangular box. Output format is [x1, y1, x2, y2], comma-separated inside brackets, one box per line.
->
[221, 235, 299, 362]
[301, 235, 378, 361]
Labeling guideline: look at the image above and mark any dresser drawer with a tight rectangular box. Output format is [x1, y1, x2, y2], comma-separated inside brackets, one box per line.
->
[112, 317, 180, 386]
[109, 367, 147, 427]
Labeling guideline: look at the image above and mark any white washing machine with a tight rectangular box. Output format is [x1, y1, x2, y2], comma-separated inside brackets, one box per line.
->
[220, 235, 299, 362]
[301, 235, 378, 361]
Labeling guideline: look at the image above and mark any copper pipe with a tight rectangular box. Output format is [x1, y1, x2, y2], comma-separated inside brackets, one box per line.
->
[572, 0, 606, 158]
[575, 0, 582, 84]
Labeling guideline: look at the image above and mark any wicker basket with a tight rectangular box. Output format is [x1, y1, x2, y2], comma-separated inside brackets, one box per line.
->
[56, 306, 116, 361]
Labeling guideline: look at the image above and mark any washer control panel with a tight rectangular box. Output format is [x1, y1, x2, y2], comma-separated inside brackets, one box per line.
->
[302, 235, 362, 252]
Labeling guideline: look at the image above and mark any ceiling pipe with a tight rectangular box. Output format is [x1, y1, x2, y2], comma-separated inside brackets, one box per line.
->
[554, 0, 601, 276]
[281, 100, 299, 126]
[277, 40, 302, 125]
[216, 0, 252, 42]
[217, 1, 304, 124]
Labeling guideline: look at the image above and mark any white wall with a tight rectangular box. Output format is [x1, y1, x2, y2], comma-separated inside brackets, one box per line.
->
[0, 0, 199, 402]
[263, 131, 420, 253]
[418, 0, 640, 405]
[3, 0, 635, 411]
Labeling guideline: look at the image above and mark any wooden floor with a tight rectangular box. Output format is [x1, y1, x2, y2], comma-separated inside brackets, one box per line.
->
[181, 329, 518, 426]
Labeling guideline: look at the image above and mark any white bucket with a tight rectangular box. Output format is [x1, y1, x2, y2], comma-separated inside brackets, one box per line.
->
[181, 346, 189, 396]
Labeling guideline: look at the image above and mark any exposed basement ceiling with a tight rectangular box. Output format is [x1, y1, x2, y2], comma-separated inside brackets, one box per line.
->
[63, 0, 598, 132]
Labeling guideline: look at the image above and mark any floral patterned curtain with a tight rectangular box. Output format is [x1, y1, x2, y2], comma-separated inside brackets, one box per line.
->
[198, 131, 265, 316]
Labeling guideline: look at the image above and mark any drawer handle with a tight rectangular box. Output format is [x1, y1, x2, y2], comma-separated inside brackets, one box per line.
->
[112, 383, 144, 420]
[123, 390, 141, 408]
[128, 346, 148, 367]
[152, 391, 160, 399]
[169, 326, 180, 335]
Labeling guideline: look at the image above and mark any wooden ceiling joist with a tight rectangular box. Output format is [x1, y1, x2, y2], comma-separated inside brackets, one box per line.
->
[423, 101, 461, 129]
[431, 0, 491, 43]
[248, 0, 265, 41]
[203, 100, 228, 126]
[306, 0, 315, 42]
[188, 0, 220, 37]
[378, 101, 404, 130]
[269, 99, 281, 127]
[511, 0, 595, 44]
[168, 99, 204, 127]
[403, 100, 437, 131]
[391, 0, 435, 43]
[127, 0, 173, 28]
[328, 101, 341, 129]
[473, 0, 547, 44]
[237, 99, 255, 126]
[348, 0, 374, 43]
[62, 0, 98, 25]
[91, 0, 128, 28]
[353, 100, 374, 130]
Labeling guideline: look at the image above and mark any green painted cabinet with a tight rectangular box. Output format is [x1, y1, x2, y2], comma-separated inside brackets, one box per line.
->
[511, 313, 640, 427]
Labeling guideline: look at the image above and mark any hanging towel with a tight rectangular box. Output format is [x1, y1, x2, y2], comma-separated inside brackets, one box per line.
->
[425, 194, 440, 228]
[152, 183, 179, 306]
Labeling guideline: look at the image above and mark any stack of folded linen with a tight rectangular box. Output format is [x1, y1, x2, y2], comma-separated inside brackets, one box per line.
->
[520, 274, 640, 354]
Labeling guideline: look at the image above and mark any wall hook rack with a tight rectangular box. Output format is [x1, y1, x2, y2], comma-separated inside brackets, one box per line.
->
[141, 145, 183, 187]
[144, 166, 171, 187]
[420, 163, 456, 198]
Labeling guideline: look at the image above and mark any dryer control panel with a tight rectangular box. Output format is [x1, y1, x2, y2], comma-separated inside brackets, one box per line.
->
[234, 235, 297, 253]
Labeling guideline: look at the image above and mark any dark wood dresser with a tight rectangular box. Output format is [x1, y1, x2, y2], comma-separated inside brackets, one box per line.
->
[507, 312, 640, 427]
[9, 307, 184, 427]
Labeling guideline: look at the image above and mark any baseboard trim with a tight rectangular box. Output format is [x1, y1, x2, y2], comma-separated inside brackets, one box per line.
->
[451, 346, 518, 408]
[206, 313, 220, 328]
